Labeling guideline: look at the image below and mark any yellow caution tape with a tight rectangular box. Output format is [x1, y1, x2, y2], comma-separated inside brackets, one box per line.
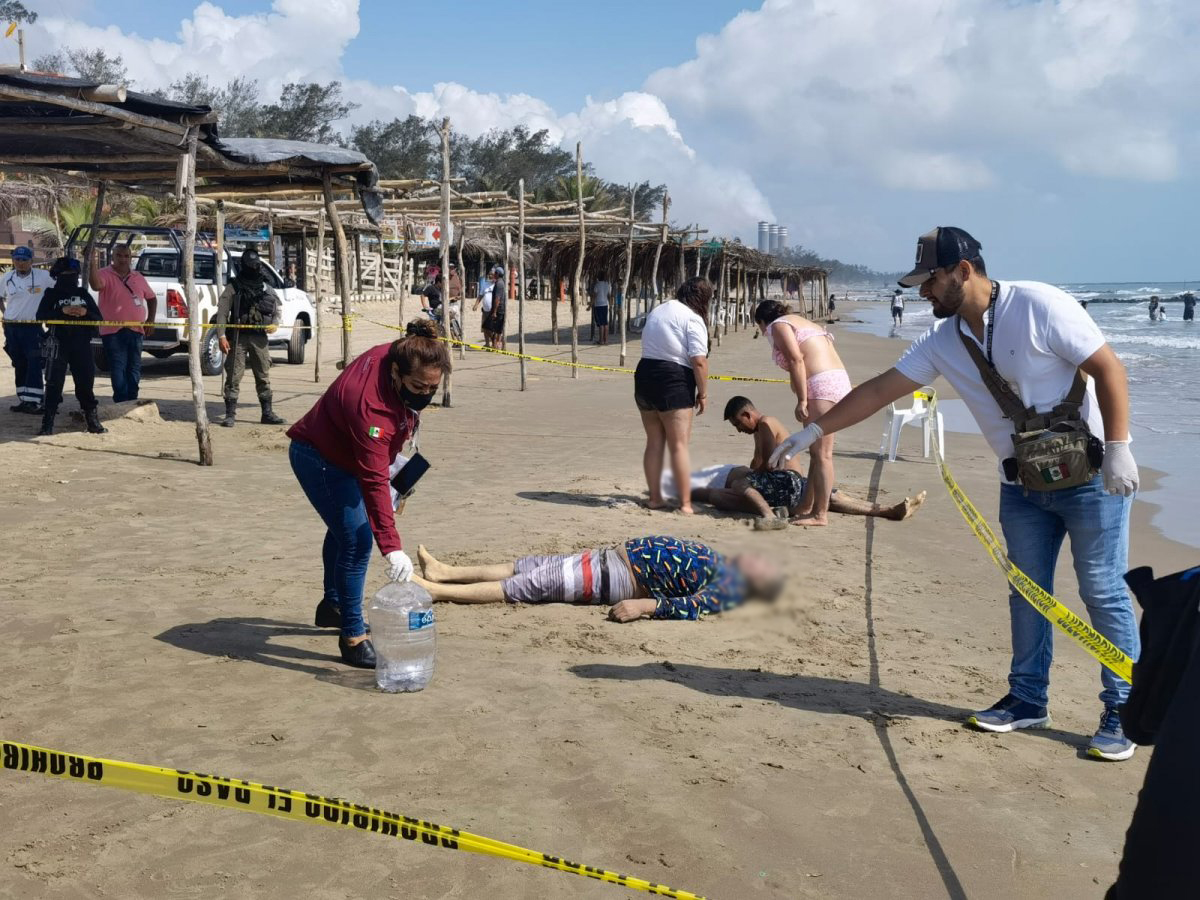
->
[924, 392, 1134, 683]
[361, 317, 788, 384]
[1, 740, 708, 899]
[2, 317, 322, 332]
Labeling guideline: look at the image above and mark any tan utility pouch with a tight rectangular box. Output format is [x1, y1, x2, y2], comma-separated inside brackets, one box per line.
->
[958, 322, 1099, 492]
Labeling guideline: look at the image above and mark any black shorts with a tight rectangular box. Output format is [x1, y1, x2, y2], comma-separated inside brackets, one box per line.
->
[634, 358, 696, 412]
[593, 305, 610, 327]
[484, 312, 505, 334]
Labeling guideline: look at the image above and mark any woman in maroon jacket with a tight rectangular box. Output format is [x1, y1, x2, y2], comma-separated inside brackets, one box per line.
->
[287, 321, 451, 668]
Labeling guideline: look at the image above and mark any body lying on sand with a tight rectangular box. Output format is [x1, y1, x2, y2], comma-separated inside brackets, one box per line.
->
[689, 395, 925, 528]
[414, 536, 782, 622]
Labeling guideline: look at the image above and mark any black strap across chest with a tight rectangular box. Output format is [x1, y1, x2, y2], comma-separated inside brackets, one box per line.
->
[957, 282, 1087, 433]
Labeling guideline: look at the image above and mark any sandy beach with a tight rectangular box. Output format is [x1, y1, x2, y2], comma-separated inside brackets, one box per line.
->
[0, 297, 1192, 900]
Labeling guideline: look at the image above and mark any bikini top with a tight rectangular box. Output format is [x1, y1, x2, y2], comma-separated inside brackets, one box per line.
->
[768, 319, 833, 370]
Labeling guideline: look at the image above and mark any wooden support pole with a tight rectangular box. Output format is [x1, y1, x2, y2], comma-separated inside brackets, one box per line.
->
[455, 224, 466, 359]
[551, 260, 559, 345]
[313, 210, 327, 382]
[214, 199, 226, 297]
[677, 226, 687, 286]
[438, 117, 453, 407]
[726, 265, 735, 337]
[181, 129, 214, 466]
[650, 193, 670, 310]
[266, 207, 276, 269]
[322, 170, 354, 368]
[618, 184, 636, 367]
[573, 141, 588, 381]
[81, 180, 106, 285]
[399, 216, 410, 327]
[353, 231, 363, 298]
[517, 178, 528, 391]
[571, 141, 585, 378]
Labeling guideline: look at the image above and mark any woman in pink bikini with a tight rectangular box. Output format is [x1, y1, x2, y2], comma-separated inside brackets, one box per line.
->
[753, 301, 852, 525]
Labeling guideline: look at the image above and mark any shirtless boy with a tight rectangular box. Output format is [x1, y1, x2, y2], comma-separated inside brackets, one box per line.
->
[689, 396, 925, 527]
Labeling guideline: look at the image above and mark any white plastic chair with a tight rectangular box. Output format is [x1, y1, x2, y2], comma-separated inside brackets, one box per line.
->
[879, 388, 944, 462]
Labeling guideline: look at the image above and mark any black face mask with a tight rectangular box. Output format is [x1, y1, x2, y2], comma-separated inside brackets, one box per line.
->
[55, 273, 79, 287]
[399, 383, 436, 411]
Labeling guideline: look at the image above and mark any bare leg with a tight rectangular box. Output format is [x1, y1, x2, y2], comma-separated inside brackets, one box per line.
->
[418, 545, 514, 583]
[794, 397, 836, 526]
[828, 489, 927, 520]
[639, 409, 669, 509]
[693, 486, 769, 516]
[413, 574, 507, 604]
[661, 408, 695, 515]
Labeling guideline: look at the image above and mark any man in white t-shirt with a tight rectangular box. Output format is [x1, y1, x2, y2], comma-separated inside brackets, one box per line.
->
[3, 246, 54, 412]
[891, 289, 905, 326]
[770, 226, 1140, 762]
[590, 275, 612, 346]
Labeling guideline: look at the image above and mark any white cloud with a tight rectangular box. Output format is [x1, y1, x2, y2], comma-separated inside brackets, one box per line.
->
[645, 0, 1200, 188]
[37, 0, 359, 90]
[26, 0, 772, 234]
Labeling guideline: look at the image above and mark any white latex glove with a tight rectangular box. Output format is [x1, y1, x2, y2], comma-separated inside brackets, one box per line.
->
[769, 423, 824, 469]
[386, 550, 414, 582]
[1102, 440, 1138, 496]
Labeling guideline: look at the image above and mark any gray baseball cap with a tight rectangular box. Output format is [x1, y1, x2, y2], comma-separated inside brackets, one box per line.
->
[898, 226, 982, 287]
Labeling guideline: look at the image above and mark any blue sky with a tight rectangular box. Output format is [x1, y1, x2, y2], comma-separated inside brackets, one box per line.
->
[22, 0, 1200, 282]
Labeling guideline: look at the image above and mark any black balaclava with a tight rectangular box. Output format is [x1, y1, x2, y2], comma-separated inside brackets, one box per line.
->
[237, 248, 266, 287]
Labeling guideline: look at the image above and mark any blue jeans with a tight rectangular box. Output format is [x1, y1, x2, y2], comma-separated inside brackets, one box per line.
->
[289, 441, 371, 638]
[999, 476, 1139, 709]
[102, 329, 143, 402]
[4, 322, 44, 406]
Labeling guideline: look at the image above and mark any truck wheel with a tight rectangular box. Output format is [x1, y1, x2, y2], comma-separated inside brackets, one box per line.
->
[287, 319, 307, 364]
[200, 327, 225, 377]
[93, 343, 109, 372]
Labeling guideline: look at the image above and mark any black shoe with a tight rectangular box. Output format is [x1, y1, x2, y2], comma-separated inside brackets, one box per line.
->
[314, 599, 341, 628]
[339, 637, 376, 669]
[36, 412, 55, 436]
[221, 401, 236, 428]
[260, 404, 285, 425]
[84, 409, 107, 434]
[11, 401, 39, 414]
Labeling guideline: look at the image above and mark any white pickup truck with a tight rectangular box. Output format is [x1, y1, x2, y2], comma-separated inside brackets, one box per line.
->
[128, 247, 314, 376]
[72, 227, 315, 377]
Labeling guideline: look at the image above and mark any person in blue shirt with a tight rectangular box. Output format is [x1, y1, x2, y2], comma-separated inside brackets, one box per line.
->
[412, 535, 783, 622]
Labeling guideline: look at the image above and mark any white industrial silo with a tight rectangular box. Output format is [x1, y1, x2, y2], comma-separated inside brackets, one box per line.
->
[777, 225, 788, 251]
[768, 224, 780, 254]
[758, 221, 770, 254]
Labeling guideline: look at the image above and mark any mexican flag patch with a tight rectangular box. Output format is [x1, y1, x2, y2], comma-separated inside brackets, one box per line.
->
[1040, 462, 1070, 484]
[368, 426, 382, 439]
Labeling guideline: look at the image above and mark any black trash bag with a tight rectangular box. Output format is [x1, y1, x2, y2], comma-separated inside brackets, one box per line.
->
[1120, 565, 1200, 745]
[1106, 564, 1200, 900]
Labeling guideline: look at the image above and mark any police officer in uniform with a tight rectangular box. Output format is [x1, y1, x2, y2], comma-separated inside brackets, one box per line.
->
[215, 248, 285, 427]
[3, 246, 53, 413]
[35, 257, 107, 436]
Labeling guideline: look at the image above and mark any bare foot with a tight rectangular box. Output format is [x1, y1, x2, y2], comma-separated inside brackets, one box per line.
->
[902, 491, 927, 521]
[677, 505, 695, 516]
[416, 545, 446, 582]
[790, 514, 829, 527]
[645, 498, 671, 510]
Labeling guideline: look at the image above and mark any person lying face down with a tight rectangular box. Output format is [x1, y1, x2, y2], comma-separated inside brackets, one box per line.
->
[413, 536, 784, 622]
[687, 396, 926, 526]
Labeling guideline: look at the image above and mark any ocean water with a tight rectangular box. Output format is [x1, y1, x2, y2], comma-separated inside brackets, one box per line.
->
[838, 284, 1199, 550]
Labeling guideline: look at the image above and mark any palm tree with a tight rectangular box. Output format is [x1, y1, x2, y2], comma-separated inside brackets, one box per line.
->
[20, 194, 97, 249]
[541, 174, 615, 211]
